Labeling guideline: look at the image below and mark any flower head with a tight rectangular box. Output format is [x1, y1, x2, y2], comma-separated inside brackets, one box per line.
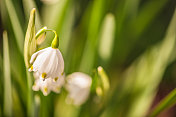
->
[32, 73, 65, 96]
[29, 47, 64, 81]
[65, 72, 92, 106]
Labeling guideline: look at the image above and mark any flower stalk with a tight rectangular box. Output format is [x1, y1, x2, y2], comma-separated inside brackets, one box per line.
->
[35, 27, 59, 48]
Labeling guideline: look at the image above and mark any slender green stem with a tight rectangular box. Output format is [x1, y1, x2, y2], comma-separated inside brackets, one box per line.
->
[26, 71, 34, 117]
[35, 27, 59, 48]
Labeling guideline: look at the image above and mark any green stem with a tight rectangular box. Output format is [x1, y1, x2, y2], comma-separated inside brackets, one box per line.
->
[26, 71, 34, 117]
[35, 27, 59, 48]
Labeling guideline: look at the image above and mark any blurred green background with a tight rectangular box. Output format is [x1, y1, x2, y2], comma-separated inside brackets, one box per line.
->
[0, 0, 176, 117]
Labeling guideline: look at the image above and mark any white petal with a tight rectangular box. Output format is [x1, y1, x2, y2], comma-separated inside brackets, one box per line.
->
[65, 72, 92, 105]
[56, 49, 64, 74]
[30, 47, 50, 64]
[33, 48, 52, 73]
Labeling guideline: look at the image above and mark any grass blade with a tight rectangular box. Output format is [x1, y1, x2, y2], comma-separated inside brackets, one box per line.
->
[125, 8, 176, 117]
[149, 89, 176, 117]
[102, 8, 176, 117]
[0, 54, 2, 71]
[22, 0, 41, 29]
[3, 31, 12, 117]
[98, 13, 116, 62]
[4, 0, 24, 54]
[79, 0, 106, 73]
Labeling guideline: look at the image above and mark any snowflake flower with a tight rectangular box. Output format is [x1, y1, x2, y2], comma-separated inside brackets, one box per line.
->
[65, 72, 92, 105]
[32, 73, 65, 96]
[29, 47, 64, 81]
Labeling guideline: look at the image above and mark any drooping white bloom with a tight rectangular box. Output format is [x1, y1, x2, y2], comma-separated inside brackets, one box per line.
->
[65, 72, 92, 106]
[29, 47, 64, 80]
[32, 73, 65, 96]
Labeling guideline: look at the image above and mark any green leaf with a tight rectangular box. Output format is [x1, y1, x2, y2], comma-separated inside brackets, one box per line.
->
[0, 54, 2, 71]
[79, 0, 106, 73]
[3, 31, 12, 117]
[24, 8, 36, 68]
[102, 8, 176, 117]
[98, 13, 116, 62]
[125, 8, 176, 117]
[22, 0, 41, 29]
[4, 0, 24, 54]
[12, 86, 25, 117]
[149, 88, 176, 117]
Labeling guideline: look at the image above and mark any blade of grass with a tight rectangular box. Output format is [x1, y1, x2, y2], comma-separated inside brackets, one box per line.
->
[102, 8, 176, 117]
[41, 0, 70, 47]
[4, 0, 24, 54]
[0, 54, 2, 71]
[3, 31, 12, 117]
[12, 86, 24, 117]
[34, 95, 40, 117]
[98, 13, 115, 62]
[116, 0, 168, 63]
[59, 2, 75, 55]
[22, 0, 41, 29]
[125, 8, 176, 117]
[130, 0, 168, 38]
[79, 0, 106, 73]
[149, 88, 176, 117]
[42, 0, 70, 31]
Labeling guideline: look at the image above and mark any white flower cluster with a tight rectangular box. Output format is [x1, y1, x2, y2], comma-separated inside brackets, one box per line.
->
[32, 72, 65, 96]
[29, 47, 65, 96]
[29, 47, 92, 105]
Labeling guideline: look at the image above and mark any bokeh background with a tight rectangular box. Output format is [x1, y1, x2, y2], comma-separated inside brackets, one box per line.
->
[0, 0, 176, 117]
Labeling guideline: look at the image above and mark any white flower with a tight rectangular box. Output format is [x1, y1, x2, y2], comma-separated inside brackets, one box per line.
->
[29, 47, 64, 80]
[65, 72, 92, 106]
[32, 75, 65, 96]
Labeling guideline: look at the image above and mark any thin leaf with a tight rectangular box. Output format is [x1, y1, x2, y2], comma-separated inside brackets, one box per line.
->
[102, 8, 176, 117]
[98, 13, 116, 62]
[4, 0, 24, 53]
[79, 0, 106, 73]
[125, 8, 176, 117]
[0, 54, 2, 71]
[3, 31, 12, 117]
[22, 0, 41, 29]
[12, 86, 25, 117]
[149, 88, 176, 117]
